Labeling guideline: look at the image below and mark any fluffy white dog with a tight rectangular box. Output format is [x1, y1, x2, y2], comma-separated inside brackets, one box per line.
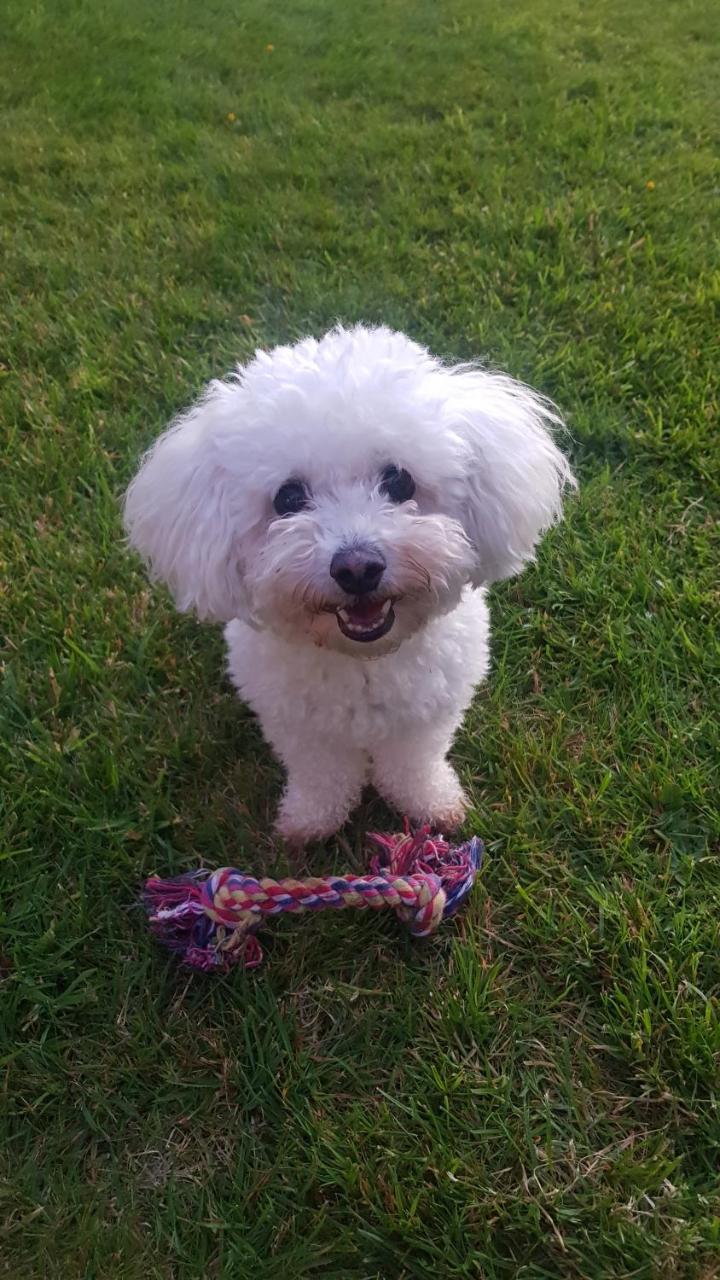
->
[124, 325, 573, 843]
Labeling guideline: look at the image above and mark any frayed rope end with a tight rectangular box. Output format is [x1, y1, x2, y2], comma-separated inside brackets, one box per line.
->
[143, 872, 263, 972]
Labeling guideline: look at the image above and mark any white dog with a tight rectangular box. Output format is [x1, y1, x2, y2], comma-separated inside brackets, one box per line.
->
[124, 325, 573, 843]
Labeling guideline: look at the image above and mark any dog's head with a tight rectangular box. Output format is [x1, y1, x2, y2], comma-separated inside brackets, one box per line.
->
[124, 325, 574, 656]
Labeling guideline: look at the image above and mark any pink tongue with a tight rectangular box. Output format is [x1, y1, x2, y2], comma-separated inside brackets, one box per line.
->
[347, 600, 384, 624]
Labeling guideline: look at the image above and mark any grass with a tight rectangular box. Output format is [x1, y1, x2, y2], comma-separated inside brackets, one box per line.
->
[1, 0, 719, 1274]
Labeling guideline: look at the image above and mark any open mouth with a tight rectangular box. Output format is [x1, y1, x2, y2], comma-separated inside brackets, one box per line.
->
[335, 598, 395, 643]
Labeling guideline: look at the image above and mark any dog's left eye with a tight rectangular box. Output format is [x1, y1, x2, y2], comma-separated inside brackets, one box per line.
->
[380, 465, 416, 503]
[273, 479, 310, 517]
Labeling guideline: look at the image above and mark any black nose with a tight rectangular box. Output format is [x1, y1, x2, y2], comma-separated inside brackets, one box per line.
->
[330, 546, 386, 596]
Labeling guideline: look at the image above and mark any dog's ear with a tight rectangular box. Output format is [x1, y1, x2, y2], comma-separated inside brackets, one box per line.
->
[445, 367, 575, 585]
[123, 384, 250, 621]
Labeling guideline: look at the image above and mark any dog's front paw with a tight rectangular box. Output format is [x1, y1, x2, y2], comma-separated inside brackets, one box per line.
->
[418, 794, 468, 833]
[375, 754, 468, 835]
[275, 790, 351, 848]
[410, 778, 468, 833]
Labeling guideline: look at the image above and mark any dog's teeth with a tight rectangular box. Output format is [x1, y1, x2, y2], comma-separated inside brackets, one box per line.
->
[336, 600, 394, 639]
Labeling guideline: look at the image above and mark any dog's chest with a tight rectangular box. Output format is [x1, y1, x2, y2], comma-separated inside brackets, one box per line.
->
[226, 590, 490, 745]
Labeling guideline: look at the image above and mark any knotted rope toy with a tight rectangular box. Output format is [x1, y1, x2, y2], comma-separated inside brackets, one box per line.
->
[144, 824, 483, 972]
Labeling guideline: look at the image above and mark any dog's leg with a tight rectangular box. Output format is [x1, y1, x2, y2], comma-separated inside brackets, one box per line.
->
[371, 726, 467, 831]
[274, 740, 368, 845]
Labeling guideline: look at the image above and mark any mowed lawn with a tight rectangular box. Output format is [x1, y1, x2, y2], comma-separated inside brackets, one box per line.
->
[2, 0, 719, 1275]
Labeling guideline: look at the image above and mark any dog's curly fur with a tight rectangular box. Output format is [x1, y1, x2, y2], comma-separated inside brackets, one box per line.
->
[124, 325, 574, 842]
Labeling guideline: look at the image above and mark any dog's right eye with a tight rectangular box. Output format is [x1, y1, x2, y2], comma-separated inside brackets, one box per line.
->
[273, 479, 309, 517]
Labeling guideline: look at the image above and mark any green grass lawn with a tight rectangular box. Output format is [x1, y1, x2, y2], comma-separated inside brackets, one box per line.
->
[2, 0, 719, 1274]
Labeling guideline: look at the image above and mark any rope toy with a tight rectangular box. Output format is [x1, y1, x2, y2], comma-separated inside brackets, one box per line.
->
[143, 825, 483, 972]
